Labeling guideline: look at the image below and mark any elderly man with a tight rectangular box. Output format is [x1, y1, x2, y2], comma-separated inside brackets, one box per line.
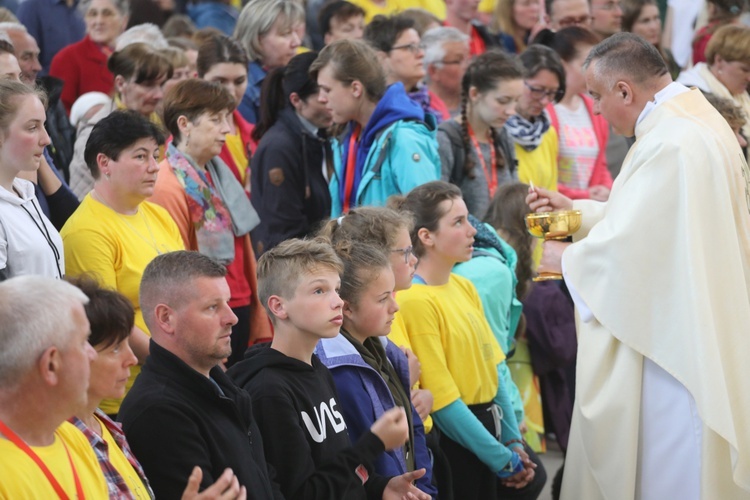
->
[0, 22, 40, 84]
[119, 251, 282, 499]
[528, 33, 750, 499]
[0, 276, 106, 498]
[423, 26, 469, 118]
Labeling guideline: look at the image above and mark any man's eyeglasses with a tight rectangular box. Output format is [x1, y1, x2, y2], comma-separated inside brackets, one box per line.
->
[525, 81, 564, 102]
[390, 43, 425, 55]
[391, 246, 414, 264]
[557, 15, 592, 28]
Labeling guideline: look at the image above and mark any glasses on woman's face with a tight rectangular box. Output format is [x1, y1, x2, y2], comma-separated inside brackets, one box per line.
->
[524, 81, 562, 102]
[390, 43, 425, 55]
[391, 245, 414, 264]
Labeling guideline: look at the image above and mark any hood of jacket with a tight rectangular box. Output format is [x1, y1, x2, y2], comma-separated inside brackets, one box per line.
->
[0, 178, 37, 206]
[227, 342, 317, 388]
[360, 82, 425, 150]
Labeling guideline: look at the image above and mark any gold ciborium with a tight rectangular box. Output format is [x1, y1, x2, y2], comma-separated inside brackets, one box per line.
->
[526, 210, 582, 281]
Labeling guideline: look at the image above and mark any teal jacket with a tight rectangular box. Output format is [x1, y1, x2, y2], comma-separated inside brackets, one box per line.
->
[329, 83, 440, 216]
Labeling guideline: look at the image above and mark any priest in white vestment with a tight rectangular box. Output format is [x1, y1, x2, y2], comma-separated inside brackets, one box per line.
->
[528, 33, 750, 500]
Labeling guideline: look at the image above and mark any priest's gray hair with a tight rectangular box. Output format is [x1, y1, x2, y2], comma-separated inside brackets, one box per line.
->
[0, 277, 89, 387]
[583, 33, 668, 89]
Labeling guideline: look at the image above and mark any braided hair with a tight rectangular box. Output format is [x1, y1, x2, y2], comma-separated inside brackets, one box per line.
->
[459, 50, 523, 179]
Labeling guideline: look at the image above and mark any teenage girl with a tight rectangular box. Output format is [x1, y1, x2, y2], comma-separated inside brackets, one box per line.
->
[314, 242, 436, 497]
[394, 180, 546, 499]
[438, 49, 523, 220]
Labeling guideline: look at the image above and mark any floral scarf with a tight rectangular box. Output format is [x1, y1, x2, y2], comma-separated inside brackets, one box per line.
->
[167, 143, 259, 264]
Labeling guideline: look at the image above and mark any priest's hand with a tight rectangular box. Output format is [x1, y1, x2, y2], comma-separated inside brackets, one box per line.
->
[382, 469, 431, 500]
[526, 186, 572, 213]
[538, 241, 570, 276]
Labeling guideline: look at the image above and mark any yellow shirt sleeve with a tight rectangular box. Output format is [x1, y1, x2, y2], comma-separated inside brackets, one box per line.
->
[0, 422, 108, 499]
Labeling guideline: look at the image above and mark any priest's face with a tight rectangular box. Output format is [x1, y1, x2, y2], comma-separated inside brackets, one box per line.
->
[585, 61, 633, 136]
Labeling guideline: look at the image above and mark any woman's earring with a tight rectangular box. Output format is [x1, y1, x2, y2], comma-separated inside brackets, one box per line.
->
[185, 133, 190, 148]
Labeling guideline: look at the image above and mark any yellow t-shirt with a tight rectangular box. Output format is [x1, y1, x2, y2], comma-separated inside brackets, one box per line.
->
[61, 194, 185, 414]
[396, 274, 503, 412]
[0, 421, 108, 499]
[515, 128, 559, 268]
[225, 131, 249, 185]
[388, 311, 434, 433]
[350, 0, 446, 22]
[96, 416, 151, 499]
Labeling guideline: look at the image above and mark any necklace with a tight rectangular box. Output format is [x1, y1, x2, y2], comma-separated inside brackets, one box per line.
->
[14, 188, 63, 279]
[91, 190, 165, 255]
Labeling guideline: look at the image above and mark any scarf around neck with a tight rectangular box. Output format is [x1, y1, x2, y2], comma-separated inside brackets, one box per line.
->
[166, 143, 259, 264]
[505, 111, 551, 151]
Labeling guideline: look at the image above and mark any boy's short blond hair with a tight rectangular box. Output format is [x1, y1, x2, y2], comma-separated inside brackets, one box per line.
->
[257, 238, 344, 321]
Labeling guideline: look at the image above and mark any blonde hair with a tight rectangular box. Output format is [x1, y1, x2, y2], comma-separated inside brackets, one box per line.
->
[234, 0, 304, 62]
[332, 240, 390, 306]
[0, 80, 47, 134]
[257, 238, 344, 321]
[706, 24, 750, 66]
[318, 206, 414, 253]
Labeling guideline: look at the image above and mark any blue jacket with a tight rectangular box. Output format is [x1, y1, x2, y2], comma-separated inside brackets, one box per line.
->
[315, 335, 437, 498]
[238, 61, 266, 125]
[187, 2, 238, 36]
[330, 82, 440, 216]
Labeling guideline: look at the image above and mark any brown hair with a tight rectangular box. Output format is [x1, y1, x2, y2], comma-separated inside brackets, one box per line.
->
[108, 43, 174, 85]
[621, 0, 656, 33]
[704, 91, 747, 131]
[332, 240, 390, 306]
[0, 80, 47, 135]
[484, 182, 534, 298]
[196, 33, 248, 77]
[318, 206, 414, 253]
[257, 237, 344, 322]
[388, 181, 463, 257]
[459, 50, 523, 179]
[67, 275, 134, 350]
[161, 79, 236, 144]
[310, 38, 387, 102]
[160, 46, 189, 70]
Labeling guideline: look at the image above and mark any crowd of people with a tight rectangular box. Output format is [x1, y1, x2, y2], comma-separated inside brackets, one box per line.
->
[0, 0, 749, 498]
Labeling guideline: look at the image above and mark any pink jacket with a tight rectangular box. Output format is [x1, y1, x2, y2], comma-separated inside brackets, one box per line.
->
[546, 95, 613, 199]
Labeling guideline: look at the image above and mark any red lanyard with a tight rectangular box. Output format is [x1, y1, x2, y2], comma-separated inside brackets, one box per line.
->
[342, 124, 361, 213]
[0, 420, 85, 500]
[467, 124, 498, 198]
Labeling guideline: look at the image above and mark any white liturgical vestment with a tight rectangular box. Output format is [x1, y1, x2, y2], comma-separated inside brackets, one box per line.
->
[560, 88, 750, 499]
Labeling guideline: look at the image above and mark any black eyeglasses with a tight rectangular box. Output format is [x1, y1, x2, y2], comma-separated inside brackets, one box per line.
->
[390, 43, 425, 54]
[391, 245, 414, 264]
[525, 81, 564, 102]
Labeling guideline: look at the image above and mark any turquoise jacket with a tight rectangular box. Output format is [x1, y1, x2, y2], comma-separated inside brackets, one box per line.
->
[329, 83, 440, 216]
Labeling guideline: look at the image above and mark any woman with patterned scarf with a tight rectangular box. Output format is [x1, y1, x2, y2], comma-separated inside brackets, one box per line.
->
[505, 45, 566, 193]
[150, 79, 271, 366]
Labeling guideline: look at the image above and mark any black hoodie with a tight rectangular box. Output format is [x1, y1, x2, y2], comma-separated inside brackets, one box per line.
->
[228, 344, 390, 500]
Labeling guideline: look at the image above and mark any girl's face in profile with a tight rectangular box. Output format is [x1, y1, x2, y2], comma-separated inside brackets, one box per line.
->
[424, 196, 477, 264]
[343, 266, 399, 340]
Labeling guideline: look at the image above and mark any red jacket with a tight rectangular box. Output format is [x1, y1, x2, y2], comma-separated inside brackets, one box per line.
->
[49, 35, 114, 115]
[546, 95, 612, 199]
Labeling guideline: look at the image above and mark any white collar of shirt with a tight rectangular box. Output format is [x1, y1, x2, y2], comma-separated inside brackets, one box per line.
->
[635, 81, 690, 129]
[296, 112, 319, 136]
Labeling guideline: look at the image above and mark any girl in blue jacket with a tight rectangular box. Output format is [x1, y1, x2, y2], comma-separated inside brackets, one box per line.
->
[310, 39, 440, 216]
[315, 242, 437, 498]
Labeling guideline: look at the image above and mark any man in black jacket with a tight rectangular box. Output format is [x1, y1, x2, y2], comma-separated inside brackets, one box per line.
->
[119, 251, 283, 500]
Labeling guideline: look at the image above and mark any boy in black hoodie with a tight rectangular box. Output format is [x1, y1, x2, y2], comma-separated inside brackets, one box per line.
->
[227, 238, 431, 500]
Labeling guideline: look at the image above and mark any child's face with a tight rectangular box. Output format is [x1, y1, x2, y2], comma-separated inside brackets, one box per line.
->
[281, 269, 344, 339]
[343, 267, 399, 339]
[389, 226, 417, 292]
